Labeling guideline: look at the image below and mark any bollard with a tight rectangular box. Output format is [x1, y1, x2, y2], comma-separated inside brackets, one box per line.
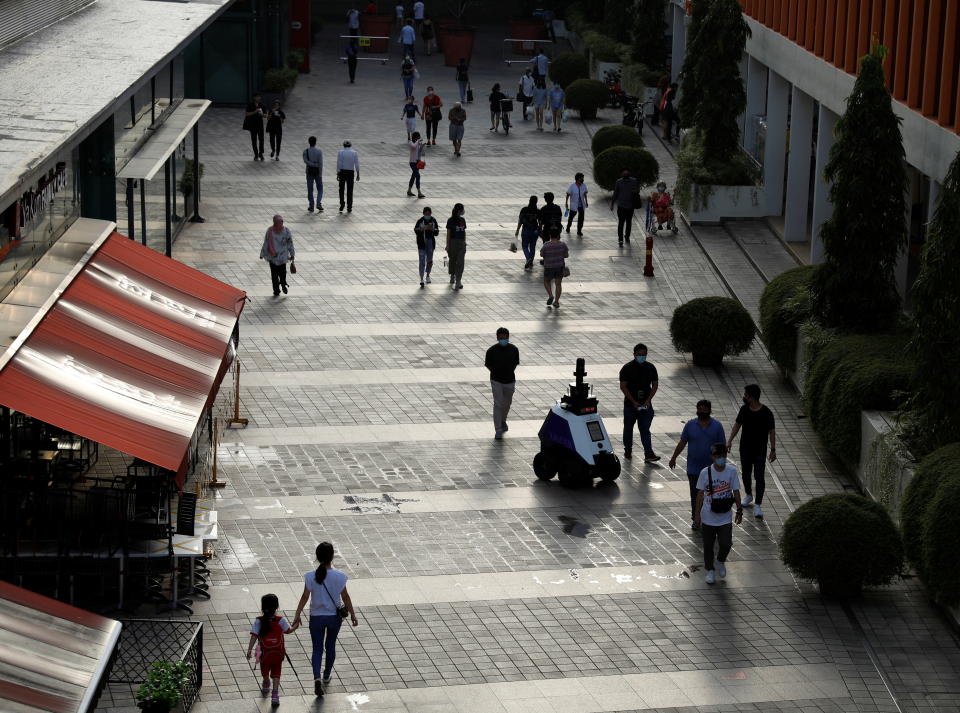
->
[643, 234, 655, 277]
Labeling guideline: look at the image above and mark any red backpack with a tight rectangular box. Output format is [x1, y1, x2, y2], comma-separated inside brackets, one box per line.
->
[257, 616, 285, 654]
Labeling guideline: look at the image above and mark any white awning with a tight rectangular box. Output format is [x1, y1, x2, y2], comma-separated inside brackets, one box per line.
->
[116, 99, 211, 181]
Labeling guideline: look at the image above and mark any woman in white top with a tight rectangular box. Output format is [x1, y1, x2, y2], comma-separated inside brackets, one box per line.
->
[293, 542, 358, 697]
[406, 131, 425, 198]
[564, 172, 588, 237]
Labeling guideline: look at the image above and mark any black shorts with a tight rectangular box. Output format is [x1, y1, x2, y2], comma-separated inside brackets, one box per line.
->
[544, 267, 564, 280]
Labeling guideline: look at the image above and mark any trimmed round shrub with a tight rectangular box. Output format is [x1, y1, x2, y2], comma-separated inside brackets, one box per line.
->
[780, 493, 903, 598]
[803, 331, 912, 466]
[590, 125, 644, 157]
[758, 265, 818, 372]
[669, 296, 756, 367]
[901, 444, 960, 605]
[593, 146, 659, 191]
[549, 52, 589, 89]
[564, 78, 609, 120]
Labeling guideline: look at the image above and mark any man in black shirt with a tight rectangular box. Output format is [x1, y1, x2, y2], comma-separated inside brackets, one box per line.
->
[538, 192, 562, 238]
[618, 342, 660, 461]
[484, 327, 520, 440]
[726, 383, 776, 519]
[243, 94, 265, 161]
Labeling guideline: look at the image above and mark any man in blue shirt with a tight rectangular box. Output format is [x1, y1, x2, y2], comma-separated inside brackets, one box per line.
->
[669, 399, 725, 529]
[399, 19, 416, 60]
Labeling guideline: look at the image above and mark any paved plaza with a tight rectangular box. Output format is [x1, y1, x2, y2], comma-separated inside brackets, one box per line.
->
[99, 22, 960, 713]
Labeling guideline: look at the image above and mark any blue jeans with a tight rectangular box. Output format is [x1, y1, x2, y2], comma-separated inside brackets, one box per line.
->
[457, 80, 468, 101]
[418, 238, 435, 276]
[309, 615, 343, 679]
[622, 404, 654, 455]
[307, 173, 322, 209]
[402, 43, 416, 60]
[402, 76, 414, 97]
[521, 228, 539, 261]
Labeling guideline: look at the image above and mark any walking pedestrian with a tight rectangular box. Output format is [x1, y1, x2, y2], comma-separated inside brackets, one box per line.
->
[485, 327, 520, 439]
[266, 99, 285, 161]
[518, 68, 535, 120]
[529, 48, 549, 88]
[406, 132, 425, 198]
[399, 18, 416, 60]
[395, 2, 405, 26]
[400, 55, 417, 98]
[611, 169, 638, 245]
[515, 195, 540, 270]
[455, 58, 470, 102]
[538, 191, 562, 237]
[564, 172, 588, 236]
[695, 443, 743, 585]
[726, 384, 776, 519]
[336, 140, 360, 213]
[346, 6, 361, 33]
[651, 72, 670, 126]
[422, 87, 443, 145]
[661, 82, 680, 141]
[413, 0, 425, 33]
[415, 206, 439, 287]
[488, 83, 506, 132]
[246, 593, 299, 707]
[243, 94, 265, 161]
[401, 95, 422, 140]
[445, 202, 466, 288]
[669, 400, 726, 530]
[549, 82, 565, 132]
[531, 82, 547, 131]
[448, 101, 466, 156]
[540, 227, 568, 308]
[618, 344, 660, 462]
[292, 542, 359, 698]
[260, 215, 295, 297]
[421, 16, 435, 55]
[345, 38, 359, 83]
[302, 136, 323, 212]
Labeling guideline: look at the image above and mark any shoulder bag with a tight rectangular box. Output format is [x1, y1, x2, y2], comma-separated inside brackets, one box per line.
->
[321, 579, 348, 619]
[707, 467, 734, 513]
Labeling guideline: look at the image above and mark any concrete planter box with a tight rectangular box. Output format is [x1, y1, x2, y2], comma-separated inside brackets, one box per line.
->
[857, 411, 916, 520]
[683, 184, 766, 224]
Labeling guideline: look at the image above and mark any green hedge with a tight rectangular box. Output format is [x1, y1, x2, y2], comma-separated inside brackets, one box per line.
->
[780, 493, 903, 597]
[549, 52, 589, 89]
[565, 78, 610, 119]
[264, 67, 298, 92]
[675, 129, 760, 212]
[901, 444, 960, 605]
[590, 125, 644, 157]
[803, 331, 912, 466]
[758, 265, 818, 372]
[670, 296, 756, 366]
[593, 146, 659, 191]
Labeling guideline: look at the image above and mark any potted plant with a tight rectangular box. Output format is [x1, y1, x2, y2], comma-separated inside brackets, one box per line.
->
[261, 68, 298, 106]
[563, 78, 608, 120]
[136, 662, 191, 713]
[439, 1, 476, 67]
[781, 493, 903, 598]
[669, 296, 755, 367]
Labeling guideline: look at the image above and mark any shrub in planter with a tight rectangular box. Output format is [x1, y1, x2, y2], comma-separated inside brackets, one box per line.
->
[590, 125, 644, 157]
[564, 78, 609, 120]
[803, 331, 911, 466]
[136, 661, 191, 713]
[780, 493, 903, 597]
[674, 129, 760, 212]
[669, 296, 755, 367]
[593, 146, 658, 191]
[263, 68, 298, 92]
[580, 30, 629, 62]
[549, 52, 589, 89]
[758, 264, 818, 372]
[901, 444, 960, 605]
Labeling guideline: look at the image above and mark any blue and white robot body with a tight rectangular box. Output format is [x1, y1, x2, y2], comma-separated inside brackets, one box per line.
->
[539, 403, 613, 466]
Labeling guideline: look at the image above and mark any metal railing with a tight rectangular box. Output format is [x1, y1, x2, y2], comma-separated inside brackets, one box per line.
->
[338, 35, 391, 64]
[109, 619, 203, 712]
[502, 38, 554, 65]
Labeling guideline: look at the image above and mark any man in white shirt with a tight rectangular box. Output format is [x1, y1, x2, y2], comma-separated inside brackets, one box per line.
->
[302, 136, 323, 212]
[346, 7, 360, 33]
[399, 19, 416, 60]
[518, 69, 535, 120]
[529, 49, 549, 88]
[336, 140, 361, 213]
[694, 443, 744, 585]
[564, 172, 588, 237]
[413, 1, 425, 33]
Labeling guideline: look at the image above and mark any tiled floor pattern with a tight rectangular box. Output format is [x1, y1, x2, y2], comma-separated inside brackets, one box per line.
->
[95, 19, 960, 713]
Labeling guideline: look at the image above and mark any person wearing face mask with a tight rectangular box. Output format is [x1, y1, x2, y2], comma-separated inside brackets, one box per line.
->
[518, 69, 535, 120]
[422, 87, 443, 145]
[694, 443, 743, 585]
[669, 399, 726, 529]
[619, 343, 660, 462]
[726, 384, 776, 519]
[485, 327, 520, 440]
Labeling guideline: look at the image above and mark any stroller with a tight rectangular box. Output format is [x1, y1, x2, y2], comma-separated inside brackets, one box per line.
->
[649, 181, 678, 234]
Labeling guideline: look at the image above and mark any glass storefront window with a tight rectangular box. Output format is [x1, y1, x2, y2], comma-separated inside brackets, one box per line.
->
[115, 57, 184, 172]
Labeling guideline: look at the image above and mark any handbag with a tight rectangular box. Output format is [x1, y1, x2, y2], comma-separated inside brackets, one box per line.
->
[516, 90, 526, 102]
[306, 166, 320, 177]
[545, 112, 552, 124]
[413, 68, 420, 79]
[289, 261, 297, 274]
[431, 107, 442, 121]
[416, 159, 425, 170]
[466, 86, 474, 102]
[707, 467, 734, 513]
[562, 266, 570, 278]
[322, 580, 348, 619]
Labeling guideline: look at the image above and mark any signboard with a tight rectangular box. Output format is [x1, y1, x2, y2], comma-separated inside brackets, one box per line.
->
[359, 37, 371, 46]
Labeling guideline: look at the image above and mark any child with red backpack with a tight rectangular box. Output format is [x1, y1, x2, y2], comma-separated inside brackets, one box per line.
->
[247, 593, 298, 706]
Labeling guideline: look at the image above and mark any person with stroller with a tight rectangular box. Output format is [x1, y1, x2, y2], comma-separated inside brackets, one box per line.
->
[649, 181, 678, 233]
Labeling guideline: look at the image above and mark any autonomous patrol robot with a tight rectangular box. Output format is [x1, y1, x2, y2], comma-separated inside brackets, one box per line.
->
[532, 359, 621, 488]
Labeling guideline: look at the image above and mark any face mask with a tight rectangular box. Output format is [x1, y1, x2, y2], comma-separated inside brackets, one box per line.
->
[635, 355, 646, 364]
[499, 339, 509, 346]
[657, 187, 665, 192]
[428, 91, 434, 95]
[697, 412, 710, 420]
[714, 457, 727, 467]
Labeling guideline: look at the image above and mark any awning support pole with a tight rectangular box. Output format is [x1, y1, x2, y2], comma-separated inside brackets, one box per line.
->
[228, 358, 248, 428]
[207, 418, 227, 488]
[164, 159, 172, 257]
[190, 124, 205, 223]
[126, 178, 135, 241]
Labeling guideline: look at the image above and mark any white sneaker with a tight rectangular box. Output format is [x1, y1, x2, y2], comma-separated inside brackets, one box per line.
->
[741, 495, 753, 507]
[717, 562, 726, 578]
[754, 505, 764, 518]
[705, 570, 716, 585]
[425, 276, 432, 284]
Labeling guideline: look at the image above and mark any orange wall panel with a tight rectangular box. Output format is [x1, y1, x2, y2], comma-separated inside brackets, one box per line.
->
[893, 0, 912, 99]
[845, 0, 860, 72]
[788, 0, 799, 38]
[814, 0, 827, 53]
[938, 0, 959, 126]
[907, 0, 928, 107]
[922, 0, 944, 116]
[834, 0, 849, 67]
[824, 0, 837, 59]
[882, 0, 898, 87]
[857, 0, 873, 58]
